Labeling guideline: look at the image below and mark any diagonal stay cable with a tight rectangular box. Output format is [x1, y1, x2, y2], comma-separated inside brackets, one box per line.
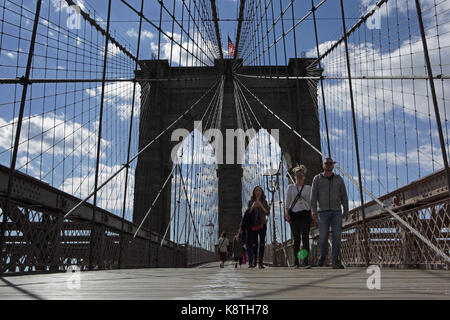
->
[234, 75, 450, 264]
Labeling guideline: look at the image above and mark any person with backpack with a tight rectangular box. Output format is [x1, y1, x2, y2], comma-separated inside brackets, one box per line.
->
[241, 186, 270, 269]
[232, 228, 244, 268]
[218, 232, 229, 268]
[285, 165, 313, 269]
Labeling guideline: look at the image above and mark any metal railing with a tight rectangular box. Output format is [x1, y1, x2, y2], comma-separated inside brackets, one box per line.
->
[266, 169, 450, 269]
[0, 164, 217, 274]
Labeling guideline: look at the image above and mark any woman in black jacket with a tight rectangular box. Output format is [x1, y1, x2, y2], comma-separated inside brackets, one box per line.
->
[241, 186, 270, 268]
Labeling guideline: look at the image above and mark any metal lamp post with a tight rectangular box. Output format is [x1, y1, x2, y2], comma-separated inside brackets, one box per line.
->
[264, 168, 280, 266]
[204, 221, 215, 253]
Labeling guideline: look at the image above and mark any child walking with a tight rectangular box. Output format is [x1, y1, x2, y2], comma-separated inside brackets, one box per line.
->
[218, 232, 229, 268]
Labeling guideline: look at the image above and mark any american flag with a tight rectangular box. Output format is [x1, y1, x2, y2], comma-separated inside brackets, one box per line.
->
[228, 36, 235, 58]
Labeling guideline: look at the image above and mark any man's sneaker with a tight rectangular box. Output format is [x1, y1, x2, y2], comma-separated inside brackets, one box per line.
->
[294, 264, 300, 269]
[303, 265, 312, 269]
[318, 257, 325, 267]
[332, 263, 345, 269]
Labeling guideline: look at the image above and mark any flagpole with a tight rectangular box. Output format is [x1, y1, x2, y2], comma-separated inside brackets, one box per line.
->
[228, 33, 230, 59]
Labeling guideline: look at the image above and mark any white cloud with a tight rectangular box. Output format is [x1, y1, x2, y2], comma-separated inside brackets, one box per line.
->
[0, 113, 111, 160]
[308, 25, 450, 122]
[126, 28, 138, 38]
[151, 30, 218, 66]
[4, 52, 17, 59]
[85, 81, 139, 101]
[305, 0, 450, 123]
[85, 82, 141, 122]
[61, 163, 135, 212]
[126, 28, 154, 40]
[100, 42, 122, 57]
[116, 104, 139, 121]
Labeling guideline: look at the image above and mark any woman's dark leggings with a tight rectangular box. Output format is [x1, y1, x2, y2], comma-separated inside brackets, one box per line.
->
[247, 224, 267, 265]
[290, 210, 312, 266]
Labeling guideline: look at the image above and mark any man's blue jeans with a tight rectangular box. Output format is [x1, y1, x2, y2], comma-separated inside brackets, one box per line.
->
[318, 210, 342, 265]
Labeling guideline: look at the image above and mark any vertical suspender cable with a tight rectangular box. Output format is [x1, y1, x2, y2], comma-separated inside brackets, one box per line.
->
[339, 0, 370, 267]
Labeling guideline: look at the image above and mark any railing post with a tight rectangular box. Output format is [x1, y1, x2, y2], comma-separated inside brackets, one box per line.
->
[0, 0, 42, 274]
[89, 0, 112, 271]
[414, 0, 450, 198]
[339, 0, 371, 267]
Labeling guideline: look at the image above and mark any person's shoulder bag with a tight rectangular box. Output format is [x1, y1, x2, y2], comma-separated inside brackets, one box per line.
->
[288, 185, 305, 219]
[219, 238, 225, 251]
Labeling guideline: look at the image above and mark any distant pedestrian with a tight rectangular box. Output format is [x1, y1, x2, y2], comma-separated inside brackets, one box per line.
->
[241, 186, 270, 269]
[310, 158, 349, 269]
[218, 232, 229, 268]
[232, 229, 244, 268]
[285, 165, 312, 269]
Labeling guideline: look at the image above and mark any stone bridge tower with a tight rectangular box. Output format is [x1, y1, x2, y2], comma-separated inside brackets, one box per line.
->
[133, 59, 322, 242]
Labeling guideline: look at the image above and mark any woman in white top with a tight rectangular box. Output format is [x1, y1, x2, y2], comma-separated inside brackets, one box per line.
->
[284, 165, 312, 269]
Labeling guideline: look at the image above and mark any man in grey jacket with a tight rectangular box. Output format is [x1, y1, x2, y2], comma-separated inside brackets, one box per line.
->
[310, 158, 348, 269]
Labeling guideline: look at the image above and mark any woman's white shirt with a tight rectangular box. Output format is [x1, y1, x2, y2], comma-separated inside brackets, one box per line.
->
[284, 184, 312, 212]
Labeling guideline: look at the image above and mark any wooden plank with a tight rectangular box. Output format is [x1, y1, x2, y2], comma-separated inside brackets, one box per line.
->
[0, 264, 448, 300]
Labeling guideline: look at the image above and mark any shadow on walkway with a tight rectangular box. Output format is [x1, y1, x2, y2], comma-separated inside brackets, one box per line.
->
[0, 277, 45, 300]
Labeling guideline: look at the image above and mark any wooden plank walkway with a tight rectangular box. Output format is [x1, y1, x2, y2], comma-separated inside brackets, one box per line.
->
[0, 262, 449, 299]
